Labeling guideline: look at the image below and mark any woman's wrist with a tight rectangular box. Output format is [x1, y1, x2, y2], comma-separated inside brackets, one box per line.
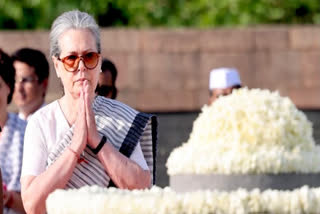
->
[89, 133, 102, 149]
[67, 147, 88, 164]
[89, 136, 107, 155]
[67, 147, 80, 160]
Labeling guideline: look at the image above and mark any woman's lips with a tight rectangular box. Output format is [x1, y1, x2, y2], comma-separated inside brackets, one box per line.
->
[76, 78, 86, 82]
[75, 79, 88, 84]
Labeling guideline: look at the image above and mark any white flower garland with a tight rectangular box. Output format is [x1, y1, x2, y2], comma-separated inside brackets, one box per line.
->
[167, 88, 320, 174]
[46, 185, 320, 214]
[46, 89, 320, 214]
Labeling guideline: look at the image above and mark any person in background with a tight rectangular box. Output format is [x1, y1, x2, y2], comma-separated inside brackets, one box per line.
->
[208, 67, 242, 105]
[95, 58, 118, 99]
[0, 49, 26, 214]
[21, 10, 156, 214]
[12, 48, 49, 121]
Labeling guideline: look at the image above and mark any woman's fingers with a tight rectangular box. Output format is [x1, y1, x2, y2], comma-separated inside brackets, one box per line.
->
[80, 86, 86, 125]
[84, 80, 96, 128]
[70, 83, 87, 153]
[83, 80, 91, 116]
[83, 80, 100, 148]
[83, 80, 93, 104]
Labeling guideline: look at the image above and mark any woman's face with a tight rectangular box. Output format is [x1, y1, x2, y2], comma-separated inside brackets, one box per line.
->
[53, 28, 101, 99]
[0, 76, 10, 111]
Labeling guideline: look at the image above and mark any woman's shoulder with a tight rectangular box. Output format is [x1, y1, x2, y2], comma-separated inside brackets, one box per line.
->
[28, 100, 60, 123]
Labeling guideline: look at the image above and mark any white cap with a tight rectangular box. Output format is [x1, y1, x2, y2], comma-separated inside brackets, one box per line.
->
[209, 67, 241, 90]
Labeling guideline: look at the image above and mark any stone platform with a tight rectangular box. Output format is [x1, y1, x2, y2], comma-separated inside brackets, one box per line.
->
[170, 173, 320, 192]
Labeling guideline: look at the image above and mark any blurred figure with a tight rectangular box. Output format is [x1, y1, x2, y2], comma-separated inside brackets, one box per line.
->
[208, 67, 241, 105]
[95, 58, 118, 99]
[12, 48, 49, 121]
[0, 49, 26, 214]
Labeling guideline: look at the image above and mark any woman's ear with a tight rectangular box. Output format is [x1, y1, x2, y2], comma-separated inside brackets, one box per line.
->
[99, 56, 102, 73]
[52, 56, 61, 78]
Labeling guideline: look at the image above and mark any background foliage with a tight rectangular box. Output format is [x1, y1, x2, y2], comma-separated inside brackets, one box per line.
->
[0, 0, 319, 29]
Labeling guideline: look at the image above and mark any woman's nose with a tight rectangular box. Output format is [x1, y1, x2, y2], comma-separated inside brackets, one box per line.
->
[77, 58, 86, 72]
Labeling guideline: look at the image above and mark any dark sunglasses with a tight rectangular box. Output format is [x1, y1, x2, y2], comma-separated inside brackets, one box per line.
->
[57, 52, 100, 72]
[96, 85, 114, 96]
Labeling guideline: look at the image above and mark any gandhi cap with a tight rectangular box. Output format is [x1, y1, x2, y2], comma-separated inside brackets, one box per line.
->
[209, 67, 241, 90]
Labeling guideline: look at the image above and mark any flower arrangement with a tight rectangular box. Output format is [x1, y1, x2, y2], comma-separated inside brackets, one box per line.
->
[46, 185, 320, 214]
[46, 88, 320, 214]
[167, 88, 320, 174]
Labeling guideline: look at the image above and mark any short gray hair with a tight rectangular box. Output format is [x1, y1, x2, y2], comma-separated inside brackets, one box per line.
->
[50, 10, 101, 57]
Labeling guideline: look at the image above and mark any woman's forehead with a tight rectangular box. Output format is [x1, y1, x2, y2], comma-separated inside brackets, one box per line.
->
[58, 28, 97, 54]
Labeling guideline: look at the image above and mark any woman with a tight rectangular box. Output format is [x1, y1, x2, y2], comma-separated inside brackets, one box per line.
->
[0, 49, 26, 214]
[21, 10, 157, 214]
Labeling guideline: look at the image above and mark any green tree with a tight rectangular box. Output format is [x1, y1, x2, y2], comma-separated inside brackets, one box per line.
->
[0, 0, 319, 29]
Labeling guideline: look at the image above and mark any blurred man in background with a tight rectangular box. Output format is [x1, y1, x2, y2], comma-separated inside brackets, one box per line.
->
[209, 67, 241, 105]
[12, 48, 49, 120]
[95, 58, 118, 99]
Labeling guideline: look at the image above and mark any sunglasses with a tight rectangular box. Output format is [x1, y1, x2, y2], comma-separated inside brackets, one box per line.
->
[95, 85, 114, 96]
[57, 52, 100, 72]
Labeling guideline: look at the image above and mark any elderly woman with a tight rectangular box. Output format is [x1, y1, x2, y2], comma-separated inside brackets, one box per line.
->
[0, 49, 26, 214]
[21, 10, 157, 214]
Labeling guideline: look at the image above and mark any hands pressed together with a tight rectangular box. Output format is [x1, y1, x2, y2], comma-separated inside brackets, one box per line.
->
[70, 80, 101, 157]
